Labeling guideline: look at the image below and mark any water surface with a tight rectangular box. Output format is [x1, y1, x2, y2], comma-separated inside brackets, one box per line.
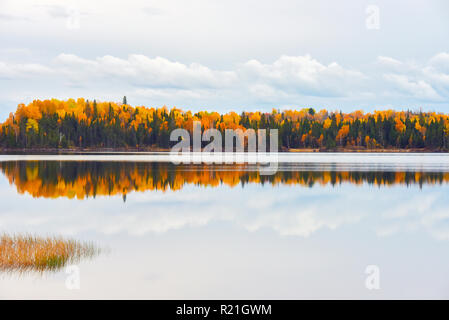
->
[1, 153, 449, 299]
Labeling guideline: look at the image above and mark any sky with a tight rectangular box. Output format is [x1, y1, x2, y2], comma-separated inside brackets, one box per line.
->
[0, 0, 449, 119]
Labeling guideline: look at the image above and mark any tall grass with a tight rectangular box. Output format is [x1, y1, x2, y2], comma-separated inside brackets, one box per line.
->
[0, 234, 100, 274]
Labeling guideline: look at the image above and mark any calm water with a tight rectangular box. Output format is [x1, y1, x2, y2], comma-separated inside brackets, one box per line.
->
[1, 153, 449, 299]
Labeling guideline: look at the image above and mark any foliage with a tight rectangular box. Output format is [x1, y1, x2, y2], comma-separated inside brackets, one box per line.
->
[1, 98, 448, 150]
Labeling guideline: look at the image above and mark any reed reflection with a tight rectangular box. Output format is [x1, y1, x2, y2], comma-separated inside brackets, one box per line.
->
[0, 234, 100, 274]
[0, 161, 448, 200]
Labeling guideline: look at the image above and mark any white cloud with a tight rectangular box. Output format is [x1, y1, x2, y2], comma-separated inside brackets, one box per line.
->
[55, 53, 237, 89]
[377, 52, 449, 102]
[383, 74, 442, 101]
[37, 53, 368, 99]
[37, 4, 72, 18]
[0, 13, 30, 21]
[2, 52, 449, 113]
[10, 53, 365, 95]
[0, 61, 53, 78]
[377, 56, 409, 73]
[241, 55, 365, 97]
[429, 52, 449, 74]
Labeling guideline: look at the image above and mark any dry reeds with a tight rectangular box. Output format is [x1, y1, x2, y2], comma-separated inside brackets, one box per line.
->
[0, 234, 100, 274]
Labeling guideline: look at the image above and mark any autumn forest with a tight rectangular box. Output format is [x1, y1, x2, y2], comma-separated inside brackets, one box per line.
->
[1, 97, 449, 151]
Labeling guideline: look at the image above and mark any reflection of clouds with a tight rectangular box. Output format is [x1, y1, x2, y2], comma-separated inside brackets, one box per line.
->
[241, 206, 362, 237]
[0, 181, 366, 237]
[237, 192, 363, 237]
[1, 180, 449, 240]
[381, 194, 438, 219]
[376, 192, 449, 240]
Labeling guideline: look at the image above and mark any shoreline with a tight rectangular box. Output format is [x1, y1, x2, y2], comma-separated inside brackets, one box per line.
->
[0, 147, 447, 154]
[286, 147, 448, 153]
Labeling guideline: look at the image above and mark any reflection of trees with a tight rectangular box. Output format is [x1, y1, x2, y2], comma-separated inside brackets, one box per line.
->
[0, 161, 448, 199]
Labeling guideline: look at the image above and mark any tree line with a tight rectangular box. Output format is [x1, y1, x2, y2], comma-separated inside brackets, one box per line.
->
[0, 97, 448, 150]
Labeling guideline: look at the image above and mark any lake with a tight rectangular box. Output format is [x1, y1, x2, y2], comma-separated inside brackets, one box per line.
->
[1, 153, 449, 299]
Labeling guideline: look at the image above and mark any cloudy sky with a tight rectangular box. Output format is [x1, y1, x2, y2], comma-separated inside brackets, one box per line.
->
[0, 0, 449, 119]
